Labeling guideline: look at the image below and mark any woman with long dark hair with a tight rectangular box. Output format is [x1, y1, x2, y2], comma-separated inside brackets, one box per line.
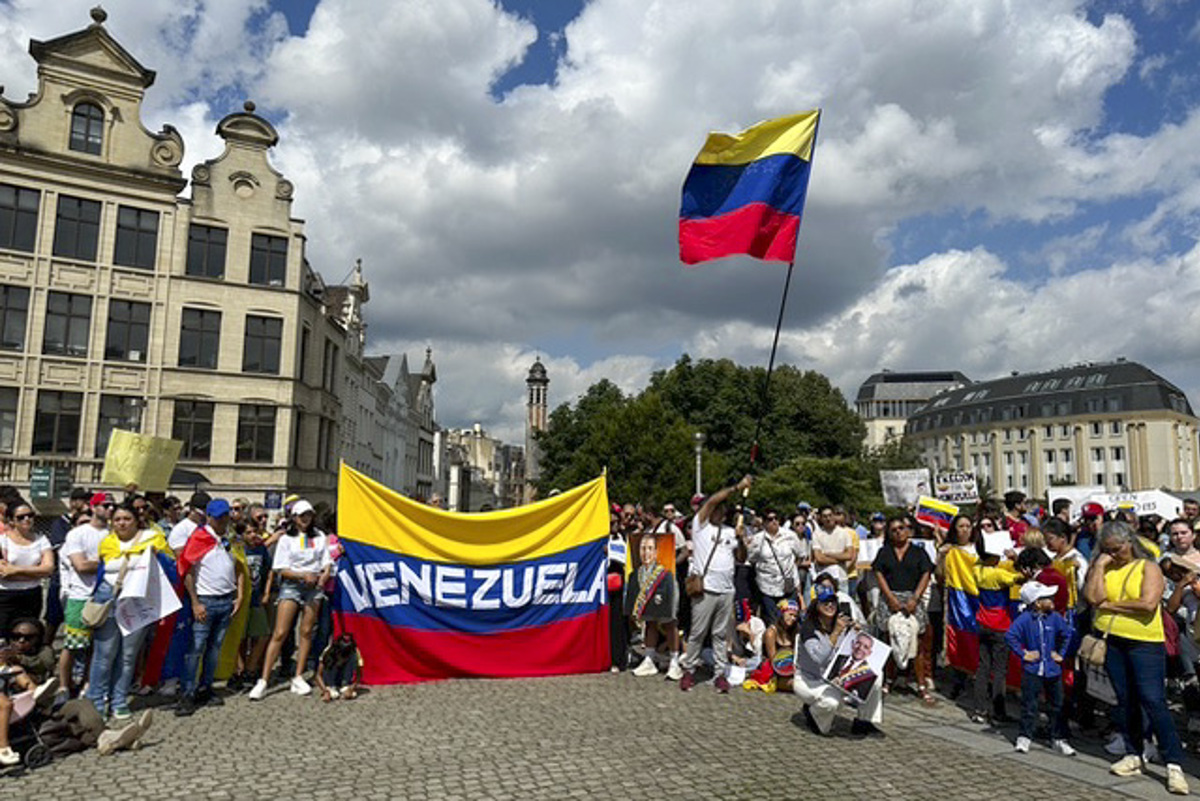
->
[0, 500, 53, 637]
[872, 515, 934, 704]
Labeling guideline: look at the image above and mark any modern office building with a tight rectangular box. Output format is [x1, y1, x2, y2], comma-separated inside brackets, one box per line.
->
[904, 359, 1200, 498]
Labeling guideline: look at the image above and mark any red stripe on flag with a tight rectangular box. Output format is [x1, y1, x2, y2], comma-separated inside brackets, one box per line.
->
[679, 203, 800, 265]
[337, 607, 612, 684]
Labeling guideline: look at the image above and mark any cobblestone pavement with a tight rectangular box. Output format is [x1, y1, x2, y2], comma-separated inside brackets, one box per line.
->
[1, 673, 1195, 800]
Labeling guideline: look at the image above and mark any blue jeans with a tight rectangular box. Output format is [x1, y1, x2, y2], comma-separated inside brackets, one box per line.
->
[183, 593, 235, 697]
[1020, 672, 1066, 740]
[85, 583, 152, 714]
[1105, 635, 1185, 765]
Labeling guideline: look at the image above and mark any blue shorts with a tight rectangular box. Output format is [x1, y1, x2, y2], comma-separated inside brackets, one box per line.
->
[277, 579, 323, 607]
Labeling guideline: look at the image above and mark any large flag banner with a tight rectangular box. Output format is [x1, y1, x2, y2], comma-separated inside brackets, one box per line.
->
[334, 465, 611, 684]
[679, 110, 820, 265]
[942, 546, 980, 673]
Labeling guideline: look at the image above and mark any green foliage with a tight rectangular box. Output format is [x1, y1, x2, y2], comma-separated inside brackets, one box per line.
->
[537, 355, 886, 510]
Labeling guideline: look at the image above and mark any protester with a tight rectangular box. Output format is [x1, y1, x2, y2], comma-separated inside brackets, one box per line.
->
[250, 500, 332, 700]
[315, 632, 363, 702]
[871, 515, 935, 705]
[973, 540, 1021, 724]
[167, 492, 210, 553]
[679, 476, 751, 693]
[605, 506, 628, 672]
[56, 498, 109, 700]
[811, 506, 854, 593]
[0, 618, 57, 765]
[0, 500, 54, 637]
[1006, 581, 1075, 756]
[746, 508, 807, 622]
[1086, 521, 1188, 794]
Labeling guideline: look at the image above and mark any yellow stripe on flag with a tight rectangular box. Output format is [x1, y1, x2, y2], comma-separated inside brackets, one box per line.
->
[693, 111, 820, 166]
[943, 546, 978, 594]
[337, 464, 609, 564]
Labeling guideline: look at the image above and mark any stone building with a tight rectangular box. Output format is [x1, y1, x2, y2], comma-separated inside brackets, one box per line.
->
[442, 423, 525, 510]
[0, 11, 366, 505]
[524, 357, 547, 501]
[904, 360, 1200, 498]
[854, 370, 970, 449]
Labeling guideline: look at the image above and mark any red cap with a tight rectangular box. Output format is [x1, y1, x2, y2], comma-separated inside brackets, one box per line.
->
[1081, 502, 1105, 518]
[90, 491, 115, 507]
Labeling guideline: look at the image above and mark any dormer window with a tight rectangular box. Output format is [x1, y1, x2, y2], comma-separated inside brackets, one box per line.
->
[69, 102, 104, 155]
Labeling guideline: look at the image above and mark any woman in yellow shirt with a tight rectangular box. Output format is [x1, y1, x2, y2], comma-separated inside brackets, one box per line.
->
[1084, 521, 1187, 794]
[84, 502, 172, 721]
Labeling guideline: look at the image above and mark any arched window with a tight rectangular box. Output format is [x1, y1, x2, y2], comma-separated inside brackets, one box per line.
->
[69, 102, 104, 155]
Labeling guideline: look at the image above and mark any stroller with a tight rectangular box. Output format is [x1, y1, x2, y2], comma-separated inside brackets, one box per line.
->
[3, 687, 54, 770]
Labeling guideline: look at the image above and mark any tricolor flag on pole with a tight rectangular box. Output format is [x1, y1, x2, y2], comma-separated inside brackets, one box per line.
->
[679, 110, 820, 265]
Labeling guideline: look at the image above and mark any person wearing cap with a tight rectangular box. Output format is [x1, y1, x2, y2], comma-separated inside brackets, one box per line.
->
[168, 491, 211, 553]
[1005, 580, 1075, 755]
[55, 494, 111, 699]
[1162, 552, 1200, 732]
[249, 499, 332, 700]
[794, 583, 882, 735]
[1075, 501, 1106, 560]
[175, 499, 245, 716]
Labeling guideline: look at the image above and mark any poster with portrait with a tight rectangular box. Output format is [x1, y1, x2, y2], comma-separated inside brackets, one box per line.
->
[823, 630, 891, 706]
[880, 469, 931, 507]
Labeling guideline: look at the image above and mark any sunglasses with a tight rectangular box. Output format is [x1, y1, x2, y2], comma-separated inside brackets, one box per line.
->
[254, 514, 268, 522]
[13, 513, 33, 521]
[9, 632, 37, 642]
[766, 515, 778, 521]
[232, 506, 244, 511]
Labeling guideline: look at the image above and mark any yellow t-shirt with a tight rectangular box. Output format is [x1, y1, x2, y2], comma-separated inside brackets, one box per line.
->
[1093, 559, 1163, 643]
[98, 529, 173, 578]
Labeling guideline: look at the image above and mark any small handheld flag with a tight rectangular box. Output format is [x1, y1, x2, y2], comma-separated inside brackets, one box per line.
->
[679, 110, 820, 266]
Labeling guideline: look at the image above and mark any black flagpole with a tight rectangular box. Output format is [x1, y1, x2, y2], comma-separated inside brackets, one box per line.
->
[747, 258, 795, 474]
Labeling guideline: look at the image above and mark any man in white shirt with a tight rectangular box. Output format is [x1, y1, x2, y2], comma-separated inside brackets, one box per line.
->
[168, 491, 211, 553]
[679, 475, 751, 694]
[812, 505, 856, 592]
[175, 499, 244, 716]
[56, 497, 110, 697]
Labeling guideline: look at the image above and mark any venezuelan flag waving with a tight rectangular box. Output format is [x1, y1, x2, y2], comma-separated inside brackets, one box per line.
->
[334, 465, 611, 684]
[679, 110, 820, 265]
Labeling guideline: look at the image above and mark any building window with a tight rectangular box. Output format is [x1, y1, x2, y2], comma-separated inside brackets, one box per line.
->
[1043, 425, 1053, 439]
[1113, 472, 1124, 487]
[0, 184, 39, 252]
[1003, 428, 1012, 442]
[1019, 451, 1028, 466]
[1044, 449, 1055, 463]
[1059, 424, 1070, 437]
[32, 390, 82, 454]
[1092, 447, 1104, 462]
[179, 308, 221, 369]
[104, 300, 150, 362]
[1111, 446, 1123, 461]
[292, 412, 303, 468]
[52, 196, 101, 261]
[113, 206, 159, 269]
[236, 404, 276, 463]
[249, 234, 287, 287]
[322, 338, 339, 392]
[69, 103, 104, 155]
[1090, 422, 1102, 437]
[1004, 452, 1013, 466]
[43, 291, 92, 357]
[1094, 473, 1105, 485]
[0, 388, 16, 453]
[299, 325, 310, 383]
[173, 400, 214, 460]
[186, 224, 227, 279]
[1061, 449, 1072, 463]
[242, 315, 282, 374]
[1111, 421, 1122, 435]
[95, 395, 143, 457]
[0, 285, 29, 351]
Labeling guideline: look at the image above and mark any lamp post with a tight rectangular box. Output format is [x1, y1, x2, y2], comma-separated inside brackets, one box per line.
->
[694, 432, 706, 496]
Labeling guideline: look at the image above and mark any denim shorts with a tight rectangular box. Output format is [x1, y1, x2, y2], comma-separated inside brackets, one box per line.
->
[277, 579, 323, 607]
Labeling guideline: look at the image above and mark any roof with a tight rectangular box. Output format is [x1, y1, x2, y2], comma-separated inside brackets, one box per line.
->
[29, 12, 156, 89]
[527, 358, 548, 383]
[905, 360, 1195, 435]
[855, 370, 969, 403]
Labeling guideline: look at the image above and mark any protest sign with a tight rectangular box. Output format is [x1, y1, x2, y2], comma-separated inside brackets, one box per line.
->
[857, 537, 883, 567]
[981, 531, 1011, 557]
[935, 472, 979, 504]
[880, 469, 931, 507]
[101, 430, 183, 493]
[824, 630, 890, 706]
[915, 496, 958, 531]
[116, 549, 182, 636]
[1047, 486, 1183, 521]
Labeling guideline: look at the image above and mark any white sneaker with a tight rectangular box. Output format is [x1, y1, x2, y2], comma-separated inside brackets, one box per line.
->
[1052, 739, 1077, 757]
[1014, 736, 1031, 753]
[0, 747, 18, 766]
[1110, 754, 1143, 777]
[290, 675, 312, 696]
[1143, 741, 1161, 765]
[328, 686, 341, 699]
[632, 655, 659, 677]
[248, 679, 267, 701]
[666, 655, 684, 681]
[1105, 732, 1126, 755]
[1167, 764, 1190, 795]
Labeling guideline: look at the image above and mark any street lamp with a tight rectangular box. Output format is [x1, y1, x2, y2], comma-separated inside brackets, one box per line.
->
[694, 432, 706, 496]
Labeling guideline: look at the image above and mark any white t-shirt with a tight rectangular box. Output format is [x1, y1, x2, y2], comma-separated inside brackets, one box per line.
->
[168, 517, 200, 553]
[60, 523, 107, 600]
[188, 526, 237, 596]
[272, 530, 332, 575]
[689, 518, 738, 594]
[651, 520, 685, 553]
[0, 534, 51, 591]
[812, 526, 852, 567]
[748, 529, 808, 596]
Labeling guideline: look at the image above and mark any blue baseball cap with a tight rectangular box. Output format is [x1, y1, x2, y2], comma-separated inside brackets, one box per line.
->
[206, 498, 231, 519]
[796, 501, 812, 512]
[815, 585, 838, 604]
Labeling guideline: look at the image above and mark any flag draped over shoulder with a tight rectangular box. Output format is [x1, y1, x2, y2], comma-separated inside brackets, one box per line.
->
[943, 546, 980, 672]
[334, 464, 611, 684]
[679, 110, 820, 265]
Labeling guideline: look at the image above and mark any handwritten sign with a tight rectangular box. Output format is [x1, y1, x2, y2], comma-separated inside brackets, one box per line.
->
[935, 471, 979, 504]
[116, 549, 181, 635]
[101, 430, 183, 493]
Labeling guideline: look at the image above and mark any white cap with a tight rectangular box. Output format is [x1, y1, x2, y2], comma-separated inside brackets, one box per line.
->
[1019, 580, 1056, 608]
[291, 499, 315, 517]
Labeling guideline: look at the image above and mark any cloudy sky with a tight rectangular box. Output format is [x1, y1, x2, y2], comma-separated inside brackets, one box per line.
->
[3, 0, 1200, 443]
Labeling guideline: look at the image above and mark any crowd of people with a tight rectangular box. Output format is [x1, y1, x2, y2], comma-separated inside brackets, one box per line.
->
[0, 486, 360, 769]
[606, 480, 1200, 795]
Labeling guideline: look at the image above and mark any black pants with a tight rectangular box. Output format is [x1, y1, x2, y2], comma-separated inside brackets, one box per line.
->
[608, 582, 627, 670]
[974, 628, 1009, 715]
[0, 587, 43, 640]
[1020, 672, 1066, 740]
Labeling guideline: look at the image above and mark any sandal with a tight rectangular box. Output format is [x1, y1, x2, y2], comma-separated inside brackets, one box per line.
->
[919, 689, 938, 707]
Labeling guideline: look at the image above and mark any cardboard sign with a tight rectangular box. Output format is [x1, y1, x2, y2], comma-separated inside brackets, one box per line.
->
[880, 469, 931, 507]
[935, 471, 979, 504]
[101, 430, 183, 493]
[116, 549, 182, 636]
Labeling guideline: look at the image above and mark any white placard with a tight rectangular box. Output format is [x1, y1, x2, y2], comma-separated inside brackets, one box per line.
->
[880, 469, 931, 507]
[935, 471, 979, 504]
[858, 538, 884, 565]
[116, 548, 182, 635]
[982, 531, 1011, 557]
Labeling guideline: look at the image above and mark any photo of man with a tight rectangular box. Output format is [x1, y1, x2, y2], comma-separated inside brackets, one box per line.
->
[824, 631, 886, 704]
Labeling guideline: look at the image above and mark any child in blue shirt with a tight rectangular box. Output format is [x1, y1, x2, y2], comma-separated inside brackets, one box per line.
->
[1005, 580, 1075, 756]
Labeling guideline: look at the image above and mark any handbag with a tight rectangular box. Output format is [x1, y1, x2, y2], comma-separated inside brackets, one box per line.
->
[1079, 560, 1139, 667]
[80, 553, 132, 629]
[1083, 660, 1118, 705]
